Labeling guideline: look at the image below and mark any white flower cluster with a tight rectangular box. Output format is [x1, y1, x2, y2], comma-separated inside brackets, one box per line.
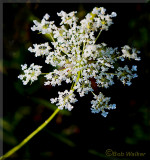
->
[120, 45, 141, 61]
[28, 42, 51, 57]
[91, 92, 116, 117]
[50, 90, 78, 111]
[81, 7, 117, 32]
[18, 63, 42, 85]
[116, 65, 138, 86]
[18, 7, 140, 117]
[31, 13, 57, 34]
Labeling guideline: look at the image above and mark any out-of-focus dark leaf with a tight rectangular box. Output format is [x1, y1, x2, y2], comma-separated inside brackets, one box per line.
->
[0, 119, 18, 146]
[88, 149, 111, 159]
[31, 97, 71, 116]
[139, 105, 150, 126]
[125, 137, 137, 145]
[0, 119, 13, 133]
[14, 80, 41, 95]
[40, 151, 54, 158]
[12, 106, 31, 128]
[1, 130, 18, 146]
[76, 4, 87, 20]
[62, 125, 80, 135]
[45, 129, 75, 147]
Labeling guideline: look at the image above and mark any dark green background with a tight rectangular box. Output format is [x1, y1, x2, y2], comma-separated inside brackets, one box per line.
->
[2, 3, 150, 160]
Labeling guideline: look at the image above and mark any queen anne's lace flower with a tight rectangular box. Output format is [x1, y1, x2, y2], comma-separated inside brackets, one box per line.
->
[28, 42, 51, 57]
[18, 7, 140, 117]
[121, 45, 141, 61]
[50, 90, 78, 111]
[18, 63, 42, 85]
[91, 92, 116, 117]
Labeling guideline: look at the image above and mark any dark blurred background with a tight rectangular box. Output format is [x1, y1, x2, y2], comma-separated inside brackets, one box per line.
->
[2, 3, 150, 160]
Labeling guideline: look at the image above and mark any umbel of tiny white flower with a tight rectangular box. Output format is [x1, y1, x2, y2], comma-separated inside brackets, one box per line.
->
[18, 63, 42, 85]
[18, 7, 141, 117]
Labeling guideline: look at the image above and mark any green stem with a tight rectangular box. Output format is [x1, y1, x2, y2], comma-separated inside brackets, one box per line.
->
[49, 33, 68, 56]
[106, 73, 117, 75]
[0, 108, 60, 160]
[49, 33, 55, 42]
[72, 70, 81, 92]
[91, 91, 96, 96]
[95, 30, 102, 43]
[41, 73, 49, 75]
